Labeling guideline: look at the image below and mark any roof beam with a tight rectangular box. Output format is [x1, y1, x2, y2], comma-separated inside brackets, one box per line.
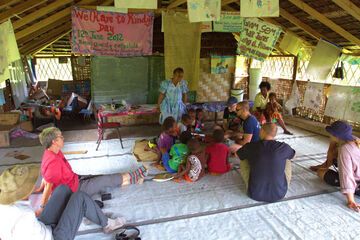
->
[221, 0, 239, 6]
[30, 30, 71, 56]
[288, 0, 360, 46]
[167, 0, 186, 9]
[279, 8, 326, 40]
[0, 0, 19, 10]
[332, 0, 360, 22]
[0, 0, 47, 23]
[12, 0, 73, 30]
[15, 0, 96, 41]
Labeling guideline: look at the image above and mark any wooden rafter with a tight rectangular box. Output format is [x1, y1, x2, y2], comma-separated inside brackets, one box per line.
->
[279, 8, 326, 40]
[332, 0, 360, 22]
[15, 0, 96, 41]
[30, 30, 72, 56]
[0, 0, 19, 9]
[288, 0, 360, 46]
[12, 0, 73, 30]
[0, 0, 47, 23]
[167, 0, 186, 9]
[221, 0, 239, 6]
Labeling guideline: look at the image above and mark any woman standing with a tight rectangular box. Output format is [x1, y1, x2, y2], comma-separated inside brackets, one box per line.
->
[158, 67, 189, 124]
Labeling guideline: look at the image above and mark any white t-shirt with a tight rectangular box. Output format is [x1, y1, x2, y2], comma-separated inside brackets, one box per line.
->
[0, 201, 53, 240]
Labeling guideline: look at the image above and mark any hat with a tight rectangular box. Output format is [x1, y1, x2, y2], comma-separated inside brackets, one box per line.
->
[227, 96, 238, 106]
[0, 164, 40, 205]
[325, 121, 354, 142]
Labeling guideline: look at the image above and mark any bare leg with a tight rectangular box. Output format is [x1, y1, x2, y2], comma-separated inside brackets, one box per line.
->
[277, 118, 292, 135]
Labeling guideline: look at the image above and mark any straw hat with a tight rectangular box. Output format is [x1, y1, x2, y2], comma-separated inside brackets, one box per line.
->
[0, 164, 40, 205]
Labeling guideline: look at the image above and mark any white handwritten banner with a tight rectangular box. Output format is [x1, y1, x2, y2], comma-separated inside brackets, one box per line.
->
[240, 0, 279, 17]
[71, 8, 154, 57]
[303, 82, 324, 112]
[279, 33, 302, 56]
[115, 0, 157, 9]
[187, 0, 221, 23]
[324, 85, 350, 119]
[213, 12, 243, 32]
[237, 18, 282, 61]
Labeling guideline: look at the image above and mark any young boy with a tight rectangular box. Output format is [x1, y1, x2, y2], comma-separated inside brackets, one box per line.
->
[195, 108, 205, 133]
[188, 109, 196, 131]
[164, 131, 192, 173]
[177, 114, 192, 135]
[175, 139, 207, 182]
[206, 129, 231, 174]
[265, 93, 292, 135]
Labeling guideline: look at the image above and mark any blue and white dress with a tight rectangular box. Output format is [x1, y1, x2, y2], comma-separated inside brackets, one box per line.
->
[159, 79, 189, 124]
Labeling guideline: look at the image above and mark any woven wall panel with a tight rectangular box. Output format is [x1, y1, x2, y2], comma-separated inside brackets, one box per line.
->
[71, 56, 91, 81]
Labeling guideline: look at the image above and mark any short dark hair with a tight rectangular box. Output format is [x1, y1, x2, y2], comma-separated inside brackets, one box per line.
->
[269, 92, 277, 98]
[179, 131, 192, 144]
[181, 114, 191, 122]
[173, 67, 184, 75]
[162, 116, 176, 131]
[196, 108, 203, 114]
[259, 81, 271, 90]
[187, 138, 201, 153]
[213, 129, 224, 143]
[188, 108, 195, 114]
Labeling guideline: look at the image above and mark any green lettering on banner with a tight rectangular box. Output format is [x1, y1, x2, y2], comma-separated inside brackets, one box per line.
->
[213, 12, 243, 32]
[237, 18, 282, 61]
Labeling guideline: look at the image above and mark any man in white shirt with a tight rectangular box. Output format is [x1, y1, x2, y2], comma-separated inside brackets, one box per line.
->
[0, 164, 125, 240]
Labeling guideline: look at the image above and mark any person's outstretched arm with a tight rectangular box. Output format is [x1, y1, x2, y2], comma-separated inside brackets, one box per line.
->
[36, 181, 53, 217]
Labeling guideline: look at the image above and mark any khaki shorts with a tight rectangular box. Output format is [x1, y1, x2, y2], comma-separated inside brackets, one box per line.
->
[240, 159, 292, 190]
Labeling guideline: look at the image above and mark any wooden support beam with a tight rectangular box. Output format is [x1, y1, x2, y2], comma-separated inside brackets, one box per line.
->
[15, 0, 96, 41]
[167, 0, 186, 9]
[332, 0, 360, 22]
[288, 0, 360, 46]
[12, 0, 73, 30]
[0, 0, 19, 10]
[30, 30, 72, 56]
[0, 0, 47, 23]
[279, 8, 326, 40]
[221, 0, 239, 6]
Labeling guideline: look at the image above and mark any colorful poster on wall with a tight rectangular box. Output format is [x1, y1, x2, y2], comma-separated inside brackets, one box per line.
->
[71, 8, 154, 57]
[306, 39, 341, 81]
[211, 56, 235, 74]
[0, 20, 20, 84]
[303, 82, 324, 112]
[213, 12, 244, 32]
[240, 0, 279, 17]
[279, 33, 303, 56]
[324, 85, 350, 119]
[344, 88, 360, 122]
[187, 0, 221, 23]
[237, 18, 282, 62]
[114, 0, 157, 9]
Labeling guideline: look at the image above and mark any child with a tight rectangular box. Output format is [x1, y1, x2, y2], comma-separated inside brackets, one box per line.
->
[195, 108, 205, 133]
[265, 93, 293, 135]
[177, 114, 192, 134]
[206, 129, 231, 175]
[164, 131, 192, 173]
[154, 116, 177, 165]
[175, 139, 207, 182]
[188, 108, 196, 131]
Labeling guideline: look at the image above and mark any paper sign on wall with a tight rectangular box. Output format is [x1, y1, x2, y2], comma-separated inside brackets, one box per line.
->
[115, 0, 157, 9]
[306, 39, 341, 81]
[71, 8, 154, 57]
[237, 18, 282, 61]
[324, 85, 350, 119]
[279, 33, 303, 56]
[211, 56, 235, 74]
[240, 0, 279, 17]
[213, 12, 244, 32]
[303, 82, 324, 112]
[344, 88, 360, 122]
[187, 0, 221, 22]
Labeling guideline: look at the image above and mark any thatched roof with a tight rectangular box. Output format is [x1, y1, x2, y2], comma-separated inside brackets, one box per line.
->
[1, 0, 359, 56]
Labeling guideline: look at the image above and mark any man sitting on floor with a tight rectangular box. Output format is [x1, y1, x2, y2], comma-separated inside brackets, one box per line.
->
[237, 123, 296, 203]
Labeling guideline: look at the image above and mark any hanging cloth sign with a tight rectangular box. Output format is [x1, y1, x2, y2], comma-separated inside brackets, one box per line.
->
[71, 7, 154, 57]
[187, 0, 221, 23]
[114, 0, 157, 9]
[213, 12, 244, 32]
[240, 0, 279, 17]
[279, 33, 303, 56]
[237, 18, 282, 61]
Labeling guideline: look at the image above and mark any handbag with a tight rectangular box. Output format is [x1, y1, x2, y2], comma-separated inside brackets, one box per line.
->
[333, 61, 344, 79]
[115, 226, 141, 240]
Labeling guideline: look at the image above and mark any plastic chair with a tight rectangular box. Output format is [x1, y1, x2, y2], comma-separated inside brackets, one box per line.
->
[79, 100, 93, 121]
[96, 110, 123, 151]
[62, 96, 79, 118]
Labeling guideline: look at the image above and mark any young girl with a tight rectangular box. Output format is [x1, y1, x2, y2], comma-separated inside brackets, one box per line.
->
[177, 114, 192, 135]
[195, 108, 205, 133]
[154, 116, 177, 166]
[188, 109, 196, 131]
[265, 92, 292, 135]
[175, 139, 207, 182]
[206, 129, 231, 175]
[165, 131, 192, 173]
